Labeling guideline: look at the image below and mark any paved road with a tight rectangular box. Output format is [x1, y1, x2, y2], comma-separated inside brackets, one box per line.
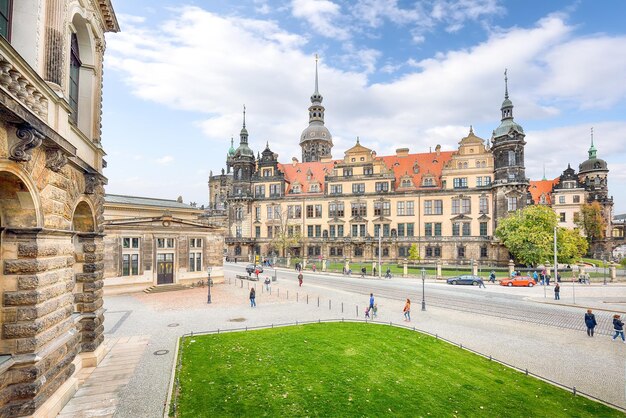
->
[230, 264, 624, 336]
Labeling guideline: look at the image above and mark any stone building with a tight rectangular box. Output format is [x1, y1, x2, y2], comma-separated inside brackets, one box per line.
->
[103, 194, 225, 294]
[0, 1, 118, 416]
[209, 64, 538, 266]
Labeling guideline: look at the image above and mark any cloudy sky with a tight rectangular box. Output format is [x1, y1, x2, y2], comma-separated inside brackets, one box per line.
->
[102, 0, 626, 213]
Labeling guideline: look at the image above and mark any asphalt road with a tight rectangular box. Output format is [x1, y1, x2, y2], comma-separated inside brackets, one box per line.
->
[225, 263, 618, 335]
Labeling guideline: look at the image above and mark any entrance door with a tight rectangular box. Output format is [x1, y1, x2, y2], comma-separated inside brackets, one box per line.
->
[157, 253, 174, 284]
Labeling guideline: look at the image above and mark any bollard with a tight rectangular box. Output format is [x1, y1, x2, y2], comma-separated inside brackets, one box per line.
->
[241, 280, 243, 288]
[525, 369, 528, 376]
[191, 331, 194, 337]
[356, 305, 359, 317]
[317, 297, 320, 307]
[217, 329, 219, 334]
[489, 355, 492, 361]
[307, 294, 309, 304]
[341, 302, 344, 313]
[278, 288, 280, 297]
[271, 324, 274, 328]
[573, 386, 576, 396]
[329, 300, 331, 310]
[460, 344, 463, 349]
[246, 326, 248, 331]
[287, 290, 289, 300]
[296, 320, 298, 326]
[435, 334, 438, 339]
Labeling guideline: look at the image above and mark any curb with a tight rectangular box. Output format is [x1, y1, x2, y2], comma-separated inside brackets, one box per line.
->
[529, 298, 626, 314]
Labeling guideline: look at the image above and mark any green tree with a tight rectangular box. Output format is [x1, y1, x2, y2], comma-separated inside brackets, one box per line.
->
[576, 201, 607, 244]
[408, 243, 420, 263]
[269, 207, 302, 257]
[556, 228, 588, 264]
[495, 205, 557, 266]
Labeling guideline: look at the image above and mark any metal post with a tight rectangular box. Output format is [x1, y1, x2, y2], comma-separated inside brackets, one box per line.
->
[378, 233, 382, 279]
[421, 268, 426, 311]
[603, 256, 607, 285]
[207, 267, 212, 304]
[554, 226, 558, 286]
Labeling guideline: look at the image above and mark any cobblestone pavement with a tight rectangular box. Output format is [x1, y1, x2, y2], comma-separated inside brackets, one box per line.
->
[67, 268, 626, 417]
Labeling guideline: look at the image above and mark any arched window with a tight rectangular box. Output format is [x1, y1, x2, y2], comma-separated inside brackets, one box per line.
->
[69, 33, 81, 124]
[508, 151, 516, 166]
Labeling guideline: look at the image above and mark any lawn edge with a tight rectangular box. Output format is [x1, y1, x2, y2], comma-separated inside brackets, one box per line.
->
[164, 335, 181, 418]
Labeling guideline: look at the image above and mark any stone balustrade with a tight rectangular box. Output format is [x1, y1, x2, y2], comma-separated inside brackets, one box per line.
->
[0, 42, 49, 120]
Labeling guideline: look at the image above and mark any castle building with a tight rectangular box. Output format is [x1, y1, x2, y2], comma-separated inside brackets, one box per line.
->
[208, 64, 613, 266]
[0, 1, 119, 416]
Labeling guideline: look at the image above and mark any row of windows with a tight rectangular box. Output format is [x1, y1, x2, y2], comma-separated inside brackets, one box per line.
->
[123, 237, 204, 249]
[253, 184, 282, 197]
[297, 245, 490, 259]
[121, 237, 203, 276]
[255, 199, 456, 220]
[557, 195, 581, 204]
[252, 221, 488, 239]
[452, 177, 491, 189]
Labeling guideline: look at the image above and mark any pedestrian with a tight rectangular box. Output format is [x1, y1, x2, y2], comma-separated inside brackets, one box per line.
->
[554, 282, 560, 300]
[489, 270, 496, 283]
[361, 267, 366, 278]
[403, 298, 411, 321]
[364, 307, 370, 318]
[533, 270, 538, 283]
[557, 273, 561, 283]
[255, 268, 260, 280]
[546, 274, 551, 286]
[342, 266, 347, 275]
[386, 267, 392, 279]
[312, 264, 316, 273]
[298, 272, 303, 287]
[249, 287, 256, 307]
[372, 303, 378, 318]
[584, 309, 597, 337]
[478, 278, 486, 288]
[369, 293, 375, 311]
[373, 267, 377, 277]
[264, 276, 271, 291]
[612, 314, 625, 343]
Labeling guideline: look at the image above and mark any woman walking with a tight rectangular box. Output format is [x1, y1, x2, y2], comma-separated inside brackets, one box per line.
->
[249, 287, 256, 308]
[403, 298, 411, 322]
[612, 314, 625, 342]
[554, 283, 560, 300]
[584, 309, 597, 337]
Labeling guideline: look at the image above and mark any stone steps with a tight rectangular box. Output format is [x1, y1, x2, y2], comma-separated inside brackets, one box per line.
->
[143, 284, 188, 294]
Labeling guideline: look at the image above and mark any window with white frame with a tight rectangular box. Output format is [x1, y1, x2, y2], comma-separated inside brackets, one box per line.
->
[156, 238, 175, 248]
[507, 196, 517, 212]
[189, 238, 203, 272]
[122, 237, 140, 276]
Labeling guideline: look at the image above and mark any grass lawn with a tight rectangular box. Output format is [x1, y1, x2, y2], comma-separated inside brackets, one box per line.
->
[172, 323, 620, 417]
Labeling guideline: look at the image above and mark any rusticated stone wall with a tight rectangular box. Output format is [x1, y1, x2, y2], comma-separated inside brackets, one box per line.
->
[1, 127, 106, 416]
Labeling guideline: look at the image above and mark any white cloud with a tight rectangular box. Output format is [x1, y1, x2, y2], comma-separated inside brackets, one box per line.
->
[290, 0, 349, 40]
[105, 8, 626, 211]
[156, 155, 174, 165]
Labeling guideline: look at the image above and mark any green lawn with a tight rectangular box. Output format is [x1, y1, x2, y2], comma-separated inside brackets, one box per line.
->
[172, 323, 620, 417]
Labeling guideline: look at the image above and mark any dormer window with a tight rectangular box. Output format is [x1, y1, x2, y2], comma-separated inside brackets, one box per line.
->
[413, 163, 419, 174]
[401, 179, 412, 188]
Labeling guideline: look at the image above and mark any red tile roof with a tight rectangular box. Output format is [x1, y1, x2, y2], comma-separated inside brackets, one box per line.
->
[275, 150, 455, 195]
[529, 178, 559, 204]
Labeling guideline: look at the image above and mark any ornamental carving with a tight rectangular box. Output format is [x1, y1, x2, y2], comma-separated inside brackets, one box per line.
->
[10, 124, 44, 162]
[84, 173, 100, 194]
[45, 147, 69, 172]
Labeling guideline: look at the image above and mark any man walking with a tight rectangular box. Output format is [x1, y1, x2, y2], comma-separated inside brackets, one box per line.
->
[489, 270, 496, 283]
[298, 272, 303, 287]
[369, 293, 375, 312]
[612, 314, 625, 342]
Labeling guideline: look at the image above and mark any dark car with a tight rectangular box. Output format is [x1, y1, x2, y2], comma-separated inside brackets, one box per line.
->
[246, 264, 263, 275]
[447, 275, 484, 286]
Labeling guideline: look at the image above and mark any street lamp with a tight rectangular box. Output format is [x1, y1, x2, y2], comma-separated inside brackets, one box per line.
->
[421, 268, 426, 311]
[206, 267, 212, 304]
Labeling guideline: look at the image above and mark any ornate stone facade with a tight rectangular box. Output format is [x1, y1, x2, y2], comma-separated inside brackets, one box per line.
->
[0, 1, 118, 416]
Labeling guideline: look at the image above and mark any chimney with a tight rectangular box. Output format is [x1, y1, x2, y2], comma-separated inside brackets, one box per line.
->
[435, 144, 441, 156]
[396, 148, 409, 157]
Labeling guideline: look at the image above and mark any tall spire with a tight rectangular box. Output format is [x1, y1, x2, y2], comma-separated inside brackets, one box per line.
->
[588, 126, 597, 159]
[542, 163, 546, 181]
[314, 53, 319, 95]
[310, 54, 323, 104]
[504, 68, 509, 99]
[239, 104, 249, 144]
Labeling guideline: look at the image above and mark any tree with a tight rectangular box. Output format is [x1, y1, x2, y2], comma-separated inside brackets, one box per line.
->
[269, 207, 302, 257]
[495, 205, 587, 266]
[576, 201, 607, 244]
[408, 243, 420, 263]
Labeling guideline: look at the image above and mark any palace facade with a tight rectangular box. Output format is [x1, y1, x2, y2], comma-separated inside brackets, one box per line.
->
[209, 64, 613, 266]
[0, 1, 118, 416]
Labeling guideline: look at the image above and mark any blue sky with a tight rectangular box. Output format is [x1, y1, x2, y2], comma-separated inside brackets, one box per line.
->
[101, 0, 626, 213]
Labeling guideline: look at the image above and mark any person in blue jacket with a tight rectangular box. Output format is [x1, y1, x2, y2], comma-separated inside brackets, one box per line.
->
[584, 309, 597, 337]
[612, 314, 625, 342]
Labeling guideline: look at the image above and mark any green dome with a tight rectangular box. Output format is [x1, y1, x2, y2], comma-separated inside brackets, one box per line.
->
[493, 118, 524, 137]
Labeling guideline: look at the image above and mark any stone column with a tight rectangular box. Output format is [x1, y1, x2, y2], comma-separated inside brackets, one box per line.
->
[436, 260, 442, 279]
[508, 259, 515, 276]
[302, 258, 307, 269]
[322, 257, 327, 272]
[0, 228, 78, 417]
[287, 255, 291, 267]
[472, 259, 478, 276]
[74, 233, 105, 354]
[610, 263, 616, 282]
[43, 0, 67, 87]
[403, 258, 408, 278]
[371, 261, 376, 276]
[344, 259, 350, 273]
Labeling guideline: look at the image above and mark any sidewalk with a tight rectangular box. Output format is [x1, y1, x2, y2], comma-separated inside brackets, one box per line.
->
[59, 275, 626, 417]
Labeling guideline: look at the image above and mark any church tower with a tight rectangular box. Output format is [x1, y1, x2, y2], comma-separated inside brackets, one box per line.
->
[230, 105, 256, 197]
[491, 70, 529, 222]
[300, 55, 333, 162]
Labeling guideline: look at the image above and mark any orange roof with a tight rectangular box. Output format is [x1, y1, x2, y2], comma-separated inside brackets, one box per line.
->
[529, 178, 559, 204]
[380, 151, 455, 189]
[275, 150, 455, 195]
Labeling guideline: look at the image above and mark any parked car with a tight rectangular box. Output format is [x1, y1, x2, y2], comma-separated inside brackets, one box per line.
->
[246, 264, 263, 275]
[499, 276, 536, 287]
[447, 275, 484, 286]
